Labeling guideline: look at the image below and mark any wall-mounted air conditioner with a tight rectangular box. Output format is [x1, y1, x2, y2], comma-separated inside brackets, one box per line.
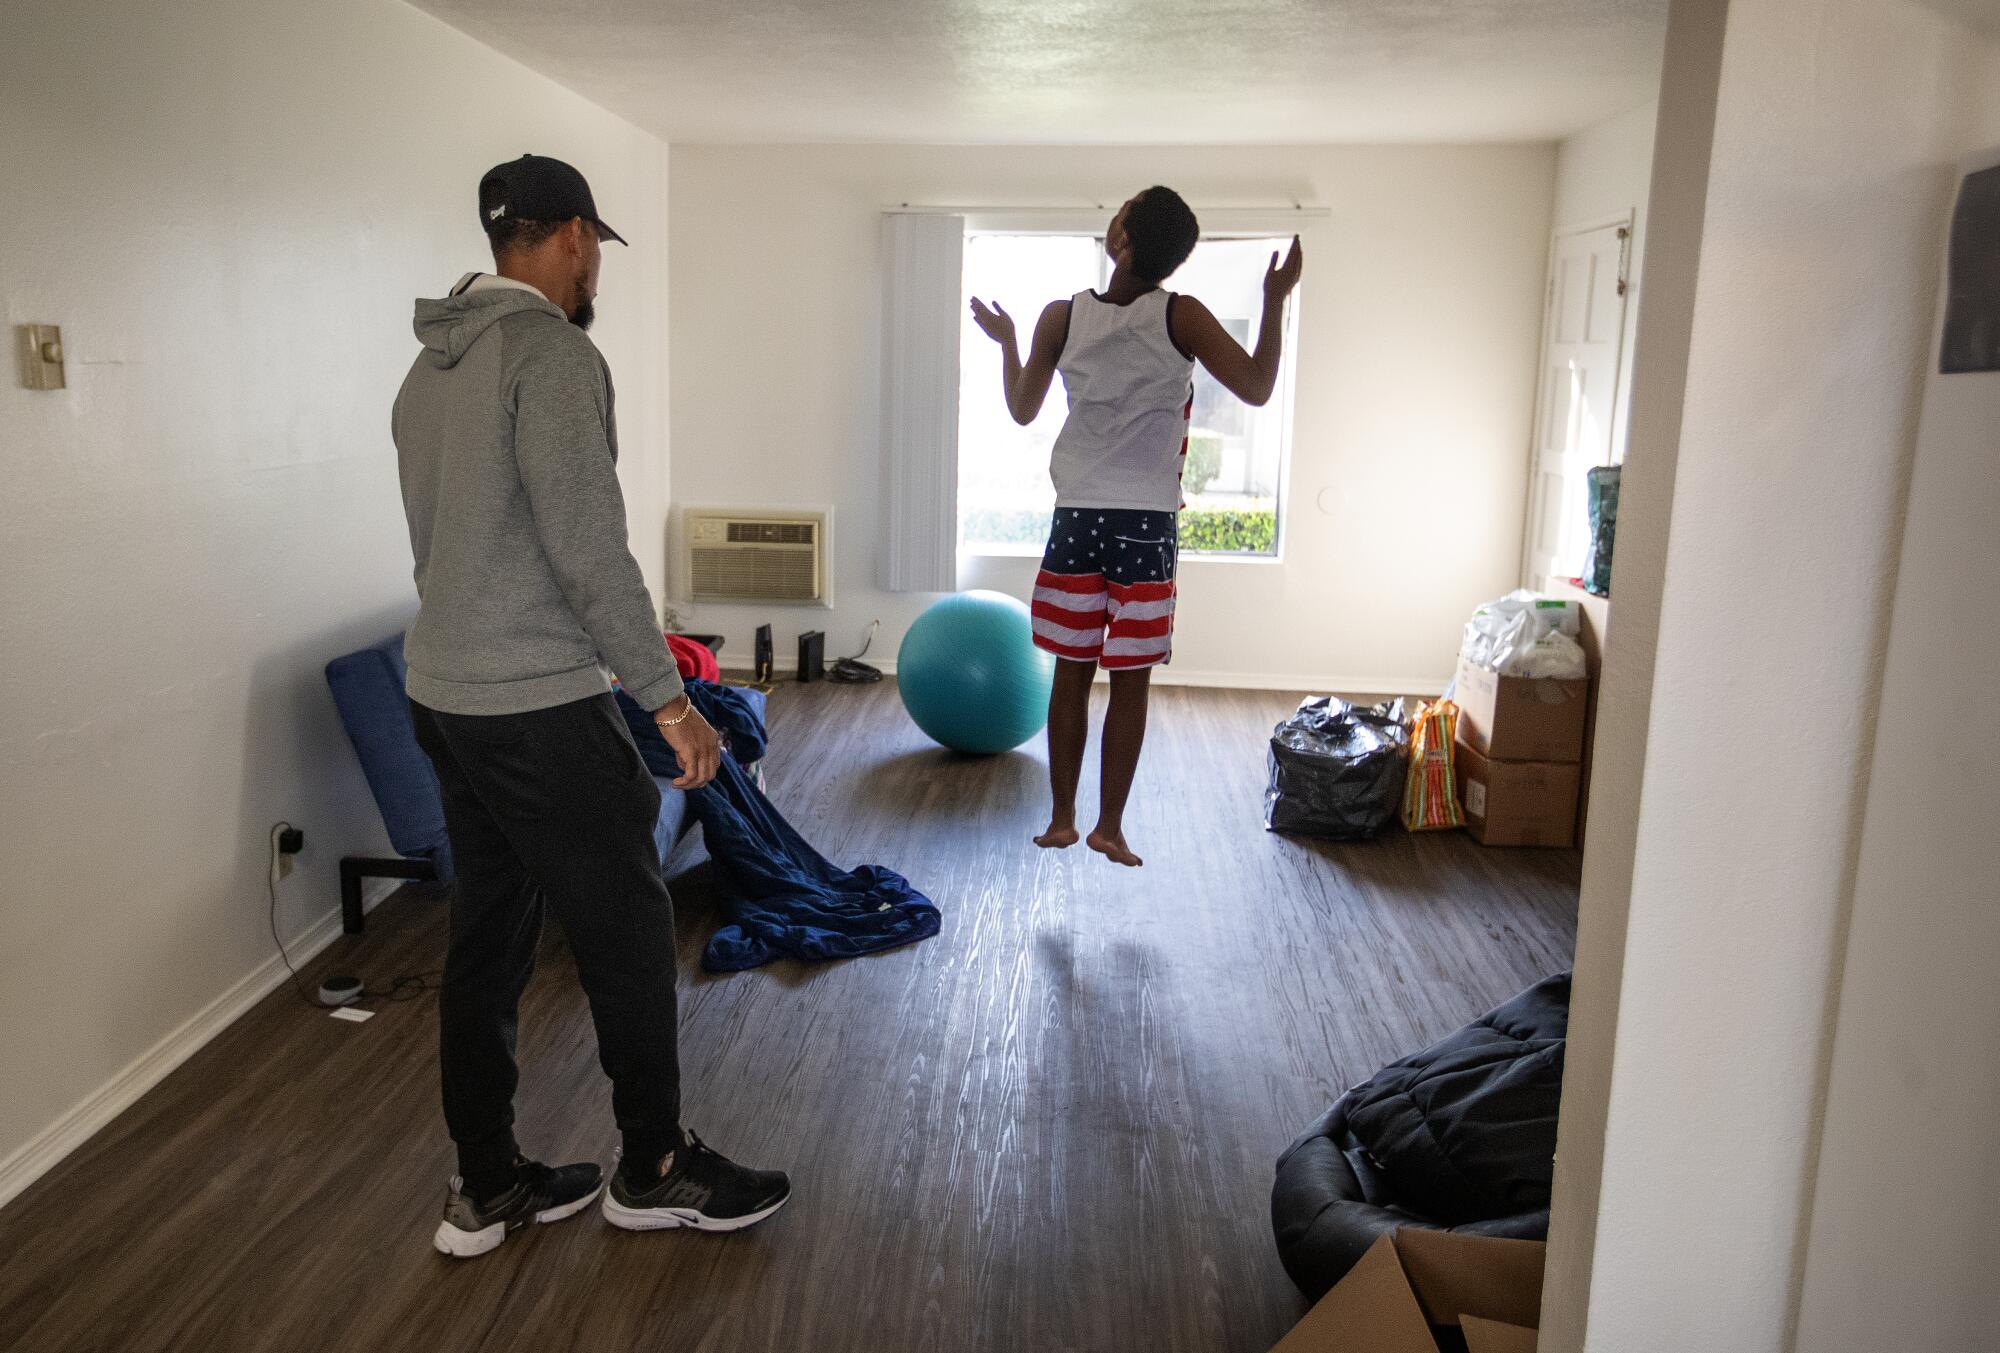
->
[681, 507, 832, 606]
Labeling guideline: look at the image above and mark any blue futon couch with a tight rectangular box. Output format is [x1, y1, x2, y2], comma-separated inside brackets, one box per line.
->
[324, 634, 758, 932]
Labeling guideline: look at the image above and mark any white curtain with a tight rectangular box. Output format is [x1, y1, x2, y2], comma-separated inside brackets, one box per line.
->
[879, 212, 964, 593]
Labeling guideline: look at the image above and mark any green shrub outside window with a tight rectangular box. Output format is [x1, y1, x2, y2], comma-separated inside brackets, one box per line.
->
[962, 503, 1277, 556]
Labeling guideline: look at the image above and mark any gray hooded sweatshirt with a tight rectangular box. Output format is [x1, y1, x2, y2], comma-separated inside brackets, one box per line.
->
[392, 275, 683, 716]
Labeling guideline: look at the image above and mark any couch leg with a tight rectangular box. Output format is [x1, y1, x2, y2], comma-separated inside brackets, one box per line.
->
[339, 856, 440, 934]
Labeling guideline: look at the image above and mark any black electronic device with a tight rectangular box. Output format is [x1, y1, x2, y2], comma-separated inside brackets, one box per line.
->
[797, 630, 825, 683]
[754, 624, 774, 683]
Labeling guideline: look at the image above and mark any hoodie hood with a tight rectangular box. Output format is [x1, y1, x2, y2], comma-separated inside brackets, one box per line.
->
[412, 276, 566, 369]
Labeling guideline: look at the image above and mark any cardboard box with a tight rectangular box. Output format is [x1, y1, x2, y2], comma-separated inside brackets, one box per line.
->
[1453, 656, 1588, 764]
[1269, 1229, 1545, 1353]
[1455, 742, 1580, 848]
[1553, 579, 1609, 844]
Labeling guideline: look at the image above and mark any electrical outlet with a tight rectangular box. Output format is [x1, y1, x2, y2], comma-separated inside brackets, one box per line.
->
[17, 324, 65, 391]
[271, 824, 304, 884]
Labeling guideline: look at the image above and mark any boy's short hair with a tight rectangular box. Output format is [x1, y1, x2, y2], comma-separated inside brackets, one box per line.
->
[1126, 187, 1200, 283]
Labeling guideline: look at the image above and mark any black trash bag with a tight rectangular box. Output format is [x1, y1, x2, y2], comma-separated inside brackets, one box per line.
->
[1265, 697, 1410, 840]
[1580, 464, 1621, 597]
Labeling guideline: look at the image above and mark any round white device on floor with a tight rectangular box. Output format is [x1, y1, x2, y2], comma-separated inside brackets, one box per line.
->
[318, 975, 363, 1007]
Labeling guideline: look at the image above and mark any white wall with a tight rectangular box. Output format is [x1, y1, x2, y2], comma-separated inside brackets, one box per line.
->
[0, 0, 669, 1202]
[667, 144, 1554, 691]
[1541, 0, 2000, 1348]
[1538, 2, 1728, 1338]
[1792, 138, 2000, 1353]
[1553, 101, 1660, 463]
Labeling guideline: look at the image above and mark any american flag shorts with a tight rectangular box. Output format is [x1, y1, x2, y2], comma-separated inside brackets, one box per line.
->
[1031, 507, 1178, 670]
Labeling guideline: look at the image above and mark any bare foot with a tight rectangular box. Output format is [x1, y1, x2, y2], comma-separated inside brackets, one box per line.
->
[1035, 823, 1080, 849]
[1086, 828, 1143, 867]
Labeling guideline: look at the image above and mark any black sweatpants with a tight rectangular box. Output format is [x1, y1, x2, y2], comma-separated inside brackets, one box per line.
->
[411, 692, 683, 1181]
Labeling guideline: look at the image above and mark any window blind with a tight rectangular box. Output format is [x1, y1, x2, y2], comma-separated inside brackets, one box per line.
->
[879, 212, 965, 593]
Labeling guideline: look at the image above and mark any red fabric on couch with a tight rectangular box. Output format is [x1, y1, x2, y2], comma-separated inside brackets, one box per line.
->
[666, 633, 721, 684]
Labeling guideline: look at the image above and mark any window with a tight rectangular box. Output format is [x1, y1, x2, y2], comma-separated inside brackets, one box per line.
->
[957, 232, 1296, 557]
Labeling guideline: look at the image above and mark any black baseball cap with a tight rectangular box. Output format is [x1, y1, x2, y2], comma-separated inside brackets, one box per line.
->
[477, 154, 627, 245]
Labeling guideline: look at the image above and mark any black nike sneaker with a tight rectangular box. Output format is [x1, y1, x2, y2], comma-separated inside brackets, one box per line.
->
[433, 1158, 605, 1258]
[602, 1133, 791, 1232]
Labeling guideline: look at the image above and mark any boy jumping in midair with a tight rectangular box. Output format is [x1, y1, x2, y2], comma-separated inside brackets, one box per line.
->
[972, 186, 1303, 866]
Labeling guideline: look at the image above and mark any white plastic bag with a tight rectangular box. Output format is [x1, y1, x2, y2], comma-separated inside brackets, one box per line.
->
[1460, 590, 1585, 678]
[1512, 630, 1587, 680]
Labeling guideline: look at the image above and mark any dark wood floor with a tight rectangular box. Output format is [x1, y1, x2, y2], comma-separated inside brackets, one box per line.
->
[0, 681, 1578, 1353]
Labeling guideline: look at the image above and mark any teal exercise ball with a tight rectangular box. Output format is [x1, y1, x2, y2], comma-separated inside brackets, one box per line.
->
[897, 590, 1055, 754]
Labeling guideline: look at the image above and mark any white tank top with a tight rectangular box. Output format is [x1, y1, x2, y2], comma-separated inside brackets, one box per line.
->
[1049, 289, 1196, 513]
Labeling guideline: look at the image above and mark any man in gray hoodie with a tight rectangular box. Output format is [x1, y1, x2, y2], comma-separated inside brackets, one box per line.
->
[394, 155, 789, 1258]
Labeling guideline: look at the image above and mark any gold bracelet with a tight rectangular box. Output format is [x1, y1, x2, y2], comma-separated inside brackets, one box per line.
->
[654, 697, 694, 728]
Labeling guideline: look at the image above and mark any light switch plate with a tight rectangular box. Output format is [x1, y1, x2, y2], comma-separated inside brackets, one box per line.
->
[18, 324, 65, 390]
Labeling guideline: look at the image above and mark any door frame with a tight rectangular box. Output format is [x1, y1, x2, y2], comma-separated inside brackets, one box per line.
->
[1519, 210, 1635, 590]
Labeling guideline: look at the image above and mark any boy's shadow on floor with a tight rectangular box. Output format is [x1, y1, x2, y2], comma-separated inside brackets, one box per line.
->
[839, 746, 1045, 822]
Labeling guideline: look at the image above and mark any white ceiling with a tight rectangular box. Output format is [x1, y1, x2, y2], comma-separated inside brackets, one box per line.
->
[408, 0, 1668, 145]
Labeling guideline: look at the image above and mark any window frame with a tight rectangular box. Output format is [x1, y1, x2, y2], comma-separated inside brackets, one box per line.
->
[953, 219, 1302, 564]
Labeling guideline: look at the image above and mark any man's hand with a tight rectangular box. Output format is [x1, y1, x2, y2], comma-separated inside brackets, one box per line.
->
[653, 695, 721, 790]
[970, 298, 1016, 347]
[1263, 236, 1304, 303]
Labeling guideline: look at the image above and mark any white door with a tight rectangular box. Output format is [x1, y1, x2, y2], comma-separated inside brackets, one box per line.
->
[1522, 218, 1631, 594]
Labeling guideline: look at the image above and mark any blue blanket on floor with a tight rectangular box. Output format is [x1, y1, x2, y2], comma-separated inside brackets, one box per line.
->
[615, 682, 941, 972]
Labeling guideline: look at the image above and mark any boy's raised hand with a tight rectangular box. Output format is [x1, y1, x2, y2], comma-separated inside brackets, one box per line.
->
[1263, 235, 1304, 301]
[970, 297, 1016, 346]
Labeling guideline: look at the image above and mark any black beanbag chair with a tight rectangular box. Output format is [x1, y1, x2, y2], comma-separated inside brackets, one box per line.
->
[1271, 972, 1570, 1299]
